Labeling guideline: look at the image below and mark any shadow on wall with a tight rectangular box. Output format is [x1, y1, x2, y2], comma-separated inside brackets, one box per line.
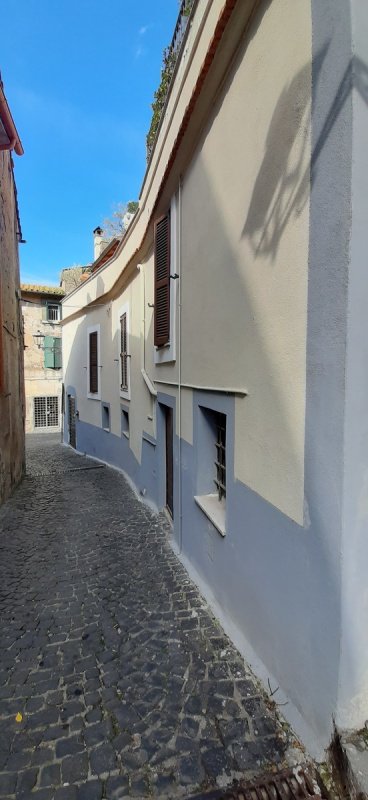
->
[242, 43, 368, 263]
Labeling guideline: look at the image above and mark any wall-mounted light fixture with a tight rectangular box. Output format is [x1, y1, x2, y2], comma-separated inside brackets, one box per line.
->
[33, 330, 45, 349]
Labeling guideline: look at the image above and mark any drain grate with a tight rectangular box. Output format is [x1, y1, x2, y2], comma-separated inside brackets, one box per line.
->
[188, 766, 328, 800]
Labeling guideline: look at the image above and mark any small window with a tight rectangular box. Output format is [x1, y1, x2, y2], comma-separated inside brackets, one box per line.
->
[34, 396, 59, 428]
[47, 304, 60, 322]
[194, 407, 227, 537]
[214, 413, 226, 501]
[44, 336, 62, 370]
[102, 403, 110, 431]
[120, 313, 128, 392]
[121, 407, 129, 438]
[89, 331, 98, 394]
[154, 212, 170, 347]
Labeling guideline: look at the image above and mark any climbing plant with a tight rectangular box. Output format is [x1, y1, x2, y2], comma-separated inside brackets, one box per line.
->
[146, 0, 196, 160]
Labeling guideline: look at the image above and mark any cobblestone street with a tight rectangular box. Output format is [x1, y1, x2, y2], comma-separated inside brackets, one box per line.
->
[0, 435, 304, 800]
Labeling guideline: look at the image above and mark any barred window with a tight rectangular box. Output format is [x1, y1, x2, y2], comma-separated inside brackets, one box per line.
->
[214, 412, 226, 500]
[34, 396, 59, 428]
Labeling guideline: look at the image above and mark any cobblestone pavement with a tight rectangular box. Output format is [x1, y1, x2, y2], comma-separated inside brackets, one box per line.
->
[0, 434, 304, 799]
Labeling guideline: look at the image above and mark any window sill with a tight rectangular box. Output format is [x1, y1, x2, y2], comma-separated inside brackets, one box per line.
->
[194, 494, 226, 537]
[87, 393, 101, 401]
[103, 427, 110, 433]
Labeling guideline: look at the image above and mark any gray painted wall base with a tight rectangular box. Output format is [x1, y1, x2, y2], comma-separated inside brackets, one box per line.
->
[172, 540, 325, 761]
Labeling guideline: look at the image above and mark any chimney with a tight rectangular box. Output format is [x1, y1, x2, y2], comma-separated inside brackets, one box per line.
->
[93, 226, 109, 261]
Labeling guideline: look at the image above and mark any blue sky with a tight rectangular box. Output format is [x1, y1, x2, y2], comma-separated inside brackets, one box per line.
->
[2, 0, 178, 285]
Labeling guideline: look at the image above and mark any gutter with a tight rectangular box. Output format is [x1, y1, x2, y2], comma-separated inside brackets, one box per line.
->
[0, 82, 23, 156]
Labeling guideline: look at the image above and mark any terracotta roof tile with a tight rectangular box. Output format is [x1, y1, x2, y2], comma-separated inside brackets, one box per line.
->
[21, 284, 65, 296]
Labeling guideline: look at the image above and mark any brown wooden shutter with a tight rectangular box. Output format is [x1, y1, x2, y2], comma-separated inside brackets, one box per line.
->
[120, 313, 128, 391]
[154, 212, 170, 347]
[89, 331, 98, 393]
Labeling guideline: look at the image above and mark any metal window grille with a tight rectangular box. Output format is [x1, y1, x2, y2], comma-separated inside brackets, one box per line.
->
[34, 396, 59, 428]
[120, 313, 129, 391]
[214, 412, 226, 501]
[47, 304, 59, 321]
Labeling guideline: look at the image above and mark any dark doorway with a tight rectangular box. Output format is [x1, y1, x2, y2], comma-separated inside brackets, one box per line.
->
[164, 406, 174, 517]
[68, 395, 76, 449]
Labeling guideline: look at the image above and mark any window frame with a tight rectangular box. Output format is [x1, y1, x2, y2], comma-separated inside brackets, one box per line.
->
[194, 406, 227, 537]
[87, 324, 101, 400]
[118, 303, 130, 400]
[34, 396, 60, 429]
[46, 303, 61, 323]
[154, 193, 177, 365]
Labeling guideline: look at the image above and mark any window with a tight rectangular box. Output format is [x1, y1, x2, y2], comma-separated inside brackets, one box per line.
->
[34, 396, 59, 428]
[154, 212, 170, 347]
[194, 408, 227, 536]
[47, 303, 60, 322]
[42, 302, 61, 322]
[120, 313, 128, 392]
[121, 407, 129, 438]
[154, 194, 178, 365]
[44, 336, 62, 370]
[87, 325, 100, 399]
[102, 403, 110, 431]
[89, 331, 98, 394]
[118, 305, 130, 399]
[214, 413, 226, 500]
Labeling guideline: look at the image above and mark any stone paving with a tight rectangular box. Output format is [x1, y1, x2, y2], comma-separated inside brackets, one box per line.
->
[0, 434, 305, 799]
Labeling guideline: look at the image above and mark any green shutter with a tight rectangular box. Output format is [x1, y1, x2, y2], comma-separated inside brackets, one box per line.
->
[44, 336, 55, 368]
[53, 337, 62, 369]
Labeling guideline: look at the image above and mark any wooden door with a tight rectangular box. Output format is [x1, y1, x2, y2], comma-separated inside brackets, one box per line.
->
[165, 406, 173, 517]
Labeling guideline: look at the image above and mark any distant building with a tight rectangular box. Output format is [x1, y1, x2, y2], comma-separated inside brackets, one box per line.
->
[0, 76, 25, 504]
[60, 265, 92, 296]
[21, 285, 65, 433]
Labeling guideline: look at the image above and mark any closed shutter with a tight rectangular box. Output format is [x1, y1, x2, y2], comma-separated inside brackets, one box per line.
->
[154, 213, 170, 347]
[89, 331, 98, 393]
[120, 313, 128, 391]
[53, 337, 62, 369]
[44, 335, 55, 368]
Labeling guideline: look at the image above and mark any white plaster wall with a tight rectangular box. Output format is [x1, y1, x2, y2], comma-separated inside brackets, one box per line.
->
[338, 0, 368, 732]
[180, 0, 311, 524]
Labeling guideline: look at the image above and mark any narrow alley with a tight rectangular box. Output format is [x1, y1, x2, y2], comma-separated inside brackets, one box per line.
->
[0, 436, 304, 800]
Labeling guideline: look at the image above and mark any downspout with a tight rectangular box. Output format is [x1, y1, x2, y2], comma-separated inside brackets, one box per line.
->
[178, 177, 183, 553]
[139, 262, 157, 408]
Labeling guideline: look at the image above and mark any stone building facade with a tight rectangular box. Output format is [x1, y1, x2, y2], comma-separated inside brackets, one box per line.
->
[21, 286, 64, 433]
[0, 78, 25, 504]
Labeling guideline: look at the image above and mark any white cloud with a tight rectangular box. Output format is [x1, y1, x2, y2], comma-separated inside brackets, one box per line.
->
[139, 25, 148, 35]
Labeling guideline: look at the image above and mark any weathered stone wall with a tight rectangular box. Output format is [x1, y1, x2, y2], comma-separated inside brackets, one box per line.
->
[0, 150, 25, 504]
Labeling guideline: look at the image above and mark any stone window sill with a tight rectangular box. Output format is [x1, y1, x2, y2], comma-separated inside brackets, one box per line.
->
[194, 494, 226, 537]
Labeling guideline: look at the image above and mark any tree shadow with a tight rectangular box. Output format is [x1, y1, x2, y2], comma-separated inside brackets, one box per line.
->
[242, 45, 329, 260]
[242, 45, 368, 263]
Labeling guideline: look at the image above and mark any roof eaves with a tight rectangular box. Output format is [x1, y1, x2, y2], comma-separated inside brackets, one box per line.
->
[0, 80, 24, 156]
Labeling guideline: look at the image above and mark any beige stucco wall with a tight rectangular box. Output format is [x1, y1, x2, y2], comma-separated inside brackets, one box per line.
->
[0, 151, 25, 503]
[22, 300, 63, 432]
[62, 0, 311, 525]
[180, 0, 311, 523]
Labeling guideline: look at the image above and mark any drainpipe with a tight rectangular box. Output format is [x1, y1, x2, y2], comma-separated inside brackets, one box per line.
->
[178, 177, 183, 553]
[139, 262, 156, 411]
